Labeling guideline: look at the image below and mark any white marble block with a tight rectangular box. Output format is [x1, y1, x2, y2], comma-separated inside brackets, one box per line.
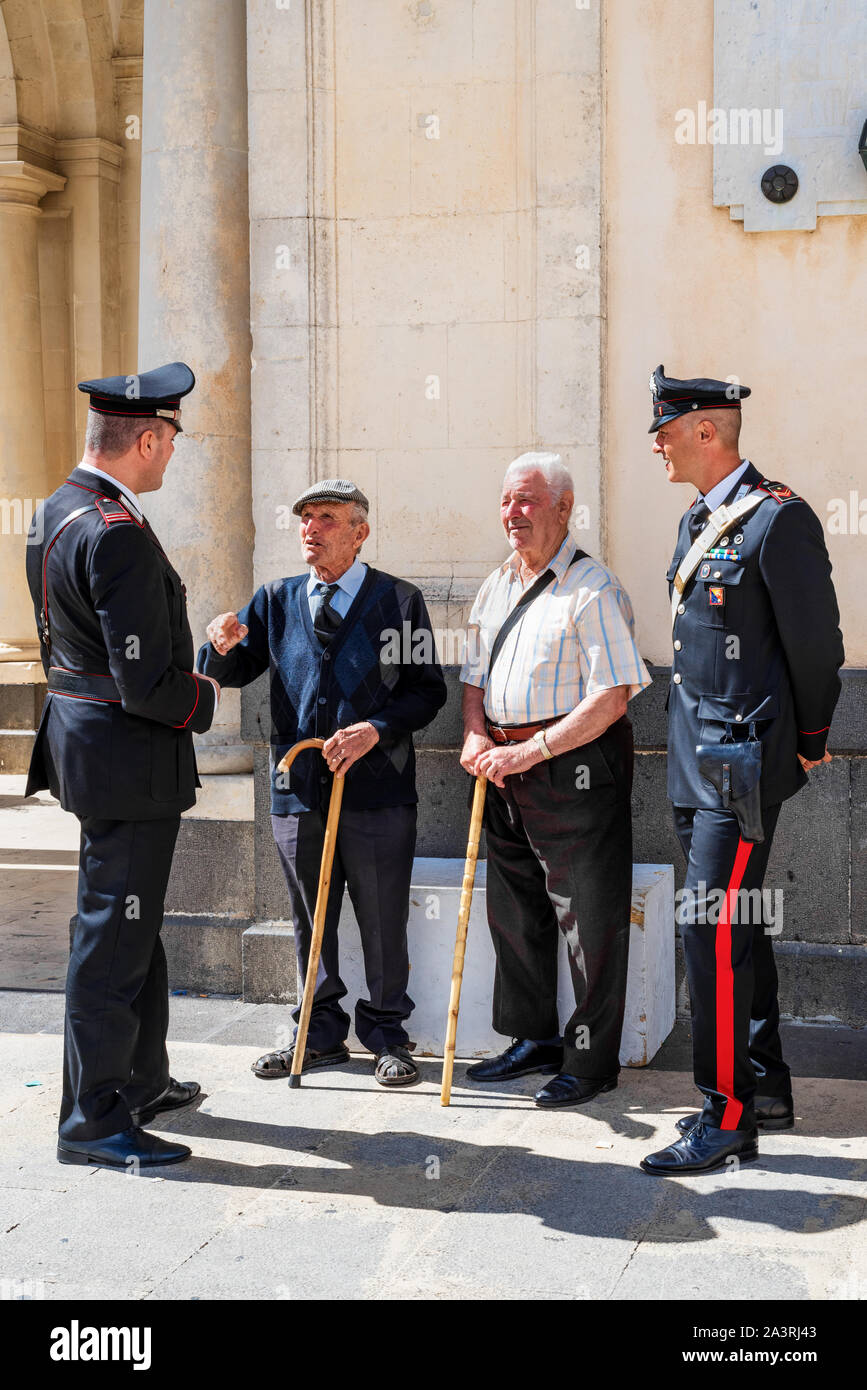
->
[338, 858, 675, 1065]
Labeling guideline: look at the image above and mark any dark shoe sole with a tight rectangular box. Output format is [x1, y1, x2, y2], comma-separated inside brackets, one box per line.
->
[57, 1145, 191, 1168]
[641, 1145, 759, 1177]
[130, 1090, 201, 1128]
[535, 1077, 618, 1109]
[676, 1112, 794, 1136]
[252, 1047, 349, 1079]
[757, 1113, 795, 1132]
[466, 1062, 561, 1083]
[374, 1068, 421, 1088]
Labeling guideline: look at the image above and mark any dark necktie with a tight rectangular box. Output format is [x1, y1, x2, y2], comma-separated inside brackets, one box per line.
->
[687, 500, 710, 544]
[312, 582, 342, 646]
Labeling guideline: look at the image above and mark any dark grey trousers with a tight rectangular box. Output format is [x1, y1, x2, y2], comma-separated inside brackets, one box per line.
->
[271, 803, 417, 1053]
[483, 716, 634, 1078]
[60, 815, 179, 1141]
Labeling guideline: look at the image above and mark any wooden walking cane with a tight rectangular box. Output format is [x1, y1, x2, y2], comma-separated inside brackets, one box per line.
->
[276, 738, 345, 1089]
[440, 774, 487, 1106]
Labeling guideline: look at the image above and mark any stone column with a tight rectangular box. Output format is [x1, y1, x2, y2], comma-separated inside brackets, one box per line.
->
[0, 159, 65, 662]
[138, 0, 253, 773]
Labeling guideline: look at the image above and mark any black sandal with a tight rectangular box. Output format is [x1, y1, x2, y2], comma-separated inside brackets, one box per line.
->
[251, 1043, 350, 1079]
[374, 1046, 420, 1087]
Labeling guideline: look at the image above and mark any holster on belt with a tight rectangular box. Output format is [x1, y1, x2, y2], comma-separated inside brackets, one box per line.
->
[696, 722, 764, 844]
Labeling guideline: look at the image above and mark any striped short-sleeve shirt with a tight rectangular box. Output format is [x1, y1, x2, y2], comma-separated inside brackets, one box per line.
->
[460, 535, 652, 724]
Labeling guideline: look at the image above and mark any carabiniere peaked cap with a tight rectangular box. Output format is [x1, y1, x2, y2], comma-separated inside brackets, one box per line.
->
[292, 478, 370, 516]
[78, 362, 195, 432]
[648, 364, 751, 433]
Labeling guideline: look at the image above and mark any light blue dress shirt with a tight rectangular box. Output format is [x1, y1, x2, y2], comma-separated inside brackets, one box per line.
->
[306, 557, 367, 622]
[701, 459, 751, 512]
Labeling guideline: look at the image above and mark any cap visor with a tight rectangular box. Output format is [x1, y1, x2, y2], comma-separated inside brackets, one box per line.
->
[648, 408, 688, 433]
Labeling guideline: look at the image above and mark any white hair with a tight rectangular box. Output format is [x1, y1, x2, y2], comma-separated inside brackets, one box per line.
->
[503, 451, 574, 502]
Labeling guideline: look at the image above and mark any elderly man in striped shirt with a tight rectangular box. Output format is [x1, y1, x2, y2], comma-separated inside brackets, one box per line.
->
[460, 452, 652, 1107]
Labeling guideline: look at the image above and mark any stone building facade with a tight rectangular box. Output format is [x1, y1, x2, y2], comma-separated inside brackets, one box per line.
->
[0, 0, 864, 1021]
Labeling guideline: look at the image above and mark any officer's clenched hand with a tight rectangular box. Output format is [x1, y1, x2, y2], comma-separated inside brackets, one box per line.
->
[798, 751, 832, 772]
[460, 731, 494, 776]
[322, 722, 379, 775]
[207, 612, 249, 655]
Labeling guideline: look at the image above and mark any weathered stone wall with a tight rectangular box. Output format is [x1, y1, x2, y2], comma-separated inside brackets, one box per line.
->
[605, 0, 867, 665]
[245, 0, 605, 637]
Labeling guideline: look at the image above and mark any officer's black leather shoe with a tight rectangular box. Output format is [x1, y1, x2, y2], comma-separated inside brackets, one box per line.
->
[57, 1126, 191, 1168]
[534, 1072, 618, 1108]
[129, 1078, 201, 1128]
[465, 1038, 563, 1081]
[676, 1095, 794, 1136]
[641, 1122, 758, 1176]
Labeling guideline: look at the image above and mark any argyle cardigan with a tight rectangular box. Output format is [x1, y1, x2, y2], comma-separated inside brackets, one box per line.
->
[197, 568, 447, 814]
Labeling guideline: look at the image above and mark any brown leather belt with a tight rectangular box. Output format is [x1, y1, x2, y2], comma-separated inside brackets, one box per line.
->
[486, 717, 557, 745]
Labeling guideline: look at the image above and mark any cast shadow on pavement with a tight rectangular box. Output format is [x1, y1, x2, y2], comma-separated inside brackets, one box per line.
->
[147, 1110, 867, 1245]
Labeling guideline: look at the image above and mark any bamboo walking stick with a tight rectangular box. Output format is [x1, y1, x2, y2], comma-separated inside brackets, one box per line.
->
[276, 738, 345, 1089]
[440, 774, 487, 1106]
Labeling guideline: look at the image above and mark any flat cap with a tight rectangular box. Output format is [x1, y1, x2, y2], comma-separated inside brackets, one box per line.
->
[648, 364, 750, 433]
[292, 478, 370, 516]
[78, 362, 195, 432]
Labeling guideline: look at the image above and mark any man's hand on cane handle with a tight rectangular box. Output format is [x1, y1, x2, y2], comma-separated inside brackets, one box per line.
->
[322, 722, 380, 775]
[207, 612, 248, 656]
[459, 730, 494, 777]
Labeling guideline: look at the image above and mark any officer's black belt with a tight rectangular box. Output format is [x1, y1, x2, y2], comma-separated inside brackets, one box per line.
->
[47, 667, 121, 703]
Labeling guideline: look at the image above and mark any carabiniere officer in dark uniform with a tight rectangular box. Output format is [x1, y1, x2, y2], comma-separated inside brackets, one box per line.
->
[25, 363, 220, 1169]
[641, 366, 844, 1176]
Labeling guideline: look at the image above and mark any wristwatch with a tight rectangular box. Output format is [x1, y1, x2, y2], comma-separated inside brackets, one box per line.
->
[533, 729, 554, 760]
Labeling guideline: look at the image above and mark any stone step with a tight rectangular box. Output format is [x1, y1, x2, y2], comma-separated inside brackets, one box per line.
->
[0, 729, 37, 774]
[239, 859, 677, 1066]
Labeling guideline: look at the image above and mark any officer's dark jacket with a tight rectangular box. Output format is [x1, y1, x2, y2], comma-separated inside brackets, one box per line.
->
[25, 467, 216, 819]
[197, 569, 447, 815]
[666, 462, 844, 808]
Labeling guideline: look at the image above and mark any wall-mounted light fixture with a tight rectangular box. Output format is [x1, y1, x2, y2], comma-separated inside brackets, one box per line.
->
[761, 165, 799, 204]
[859, 119, 867, 176]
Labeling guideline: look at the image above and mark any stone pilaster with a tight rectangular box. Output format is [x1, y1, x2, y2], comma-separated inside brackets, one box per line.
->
[0, 157, 65, 661]
[112, 56, 143, 378]
[138, 0, 253, 774]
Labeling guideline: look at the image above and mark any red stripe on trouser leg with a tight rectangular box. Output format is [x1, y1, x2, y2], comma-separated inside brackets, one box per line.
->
[715, 838, 754, 1131]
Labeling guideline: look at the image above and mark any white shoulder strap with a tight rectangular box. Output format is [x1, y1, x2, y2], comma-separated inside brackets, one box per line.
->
[670, 490, 767, 631]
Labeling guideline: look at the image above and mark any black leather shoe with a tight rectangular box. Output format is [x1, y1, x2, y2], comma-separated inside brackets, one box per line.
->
[57, 1126, 191, 1168]
[676, 1095, 794, 1136]
[534, 1072, 618, 1108]
[465, 1038, 563, 1082]
[641, 1122, 758, 1176]
[129, 1078, 201, 1128]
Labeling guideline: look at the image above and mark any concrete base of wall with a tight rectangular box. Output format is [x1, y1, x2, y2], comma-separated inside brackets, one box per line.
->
[28, 665, 867, 1025]
[205, 858, 677, 1065]
[0, 679, 45, 774]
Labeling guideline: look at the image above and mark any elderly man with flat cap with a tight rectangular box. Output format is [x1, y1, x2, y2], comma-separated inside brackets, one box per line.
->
[200, 479, 446, 1086]
[26, 363, 219, 1169]
[642, 366, 844, 1176]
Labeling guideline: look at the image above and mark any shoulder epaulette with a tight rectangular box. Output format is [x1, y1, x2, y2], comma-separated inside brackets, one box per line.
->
[756, 479, 799, 504]
[94, 495, 140, 526]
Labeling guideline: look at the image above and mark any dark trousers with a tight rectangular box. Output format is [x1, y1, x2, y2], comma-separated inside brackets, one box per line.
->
[271, 803, 417, 1054]
[483, 716, 634, 1078]
[60, 816, 180, 1141]
[674, 803, 791, 1132]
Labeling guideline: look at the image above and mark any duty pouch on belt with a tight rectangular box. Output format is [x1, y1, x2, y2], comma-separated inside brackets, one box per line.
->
[696, 722, 764, 844]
